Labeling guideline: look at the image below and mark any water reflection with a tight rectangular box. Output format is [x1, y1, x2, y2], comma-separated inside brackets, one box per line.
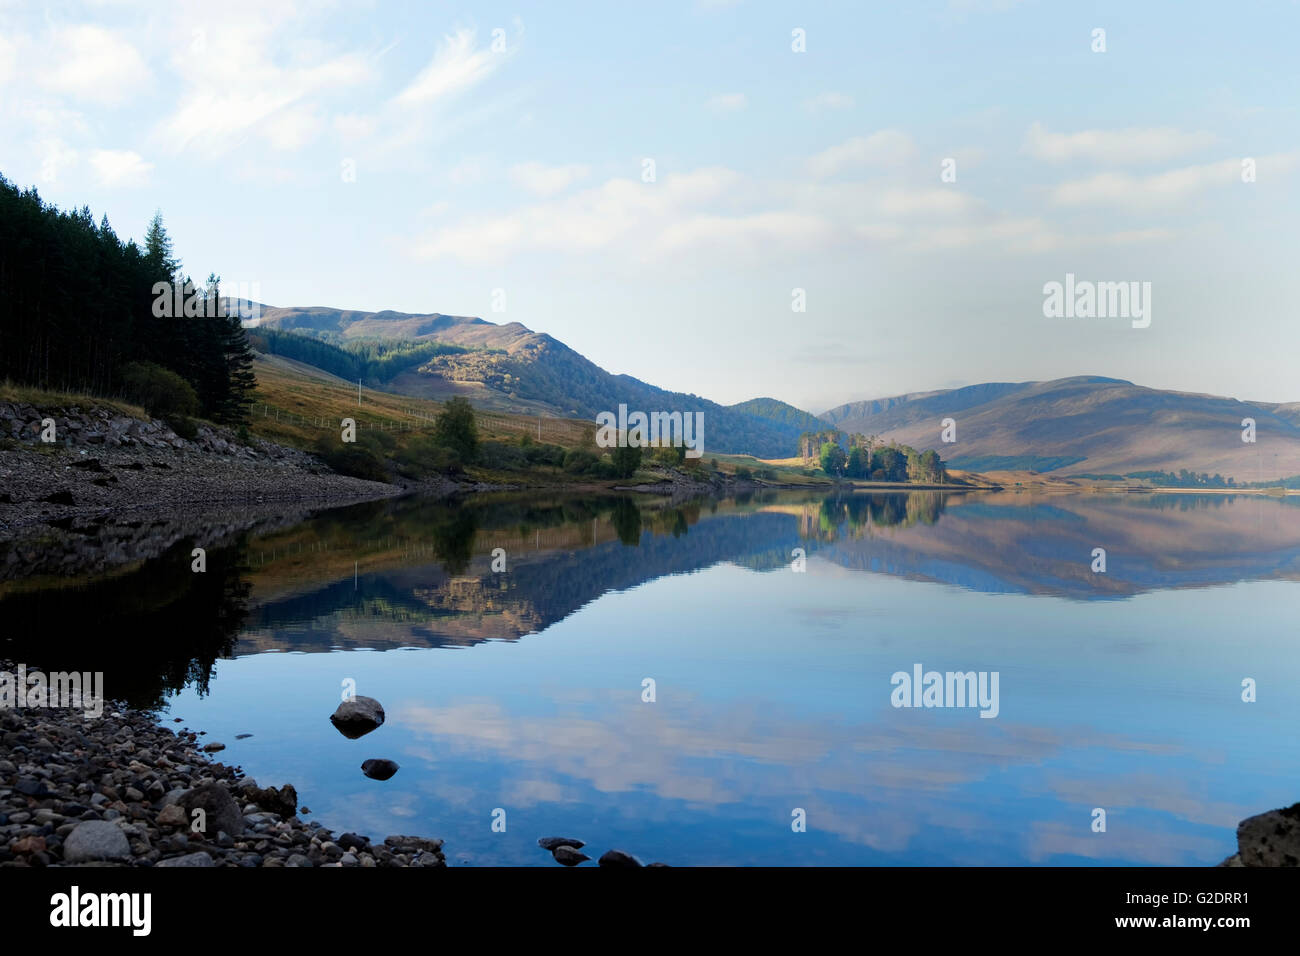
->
[5, 490, 1300, 709]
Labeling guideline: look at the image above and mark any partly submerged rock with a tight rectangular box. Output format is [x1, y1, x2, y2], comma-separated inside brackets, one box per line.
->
[361, 758, 400, 780]
[330, 696, 385, 738]
[538, 836, 585, 851]
[597, 849, 643, 868]
[553, 845, 590, 866]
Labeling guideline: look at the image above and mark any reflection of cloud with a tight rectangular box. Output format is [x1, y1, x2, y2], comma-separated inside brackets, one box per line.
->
[1025, 819, 1225, 865]
[1042, 771, 1250, 829]
[393, 692, 1190, 856]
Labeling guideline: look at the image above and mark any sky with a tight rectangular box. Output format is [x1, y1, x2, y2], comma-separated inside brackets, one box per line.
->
[1, 0, 1297, 413]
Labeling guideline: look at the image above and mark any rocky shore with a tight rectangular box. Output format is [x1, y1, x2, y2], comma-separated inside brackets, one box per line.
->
[1219, 802, 1300, 866]
[1, 665, 666, 868]
[0, 400, 410, 580]
[0, 662, 444, 868]
[0, 400, 402, 533]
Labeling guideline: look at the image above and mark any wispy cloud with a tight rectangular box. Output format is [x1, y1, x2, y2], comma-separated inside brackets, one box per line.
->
[1048, 154, 1297, 207]
[510, 161, 591, 196]
[1024, 121, 1219, 164]
[808, 131, 917, 177]
[706, 92, 747, 111]
[37, 25, 152, 106]
[89, 149, 154, 187]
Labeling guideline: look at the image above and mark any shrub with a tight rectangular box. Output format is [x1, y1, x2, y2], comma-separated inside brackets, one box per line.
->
[610, 444, 642, 478]
[563, 449, 598, 474]
[313, 435, 389, 482]
[120, 361, 199, 419]
[395, 436, 462, 478]
[432, 397, 479, 463]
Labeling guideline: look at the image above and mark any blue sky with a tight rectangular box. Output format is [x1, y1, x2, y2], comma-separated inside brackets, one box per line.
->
[1, 0, 1297, 412]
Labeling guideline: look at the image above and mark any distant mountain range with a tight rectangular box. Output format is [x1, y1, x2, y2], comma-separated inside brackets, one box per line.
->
[821, 376, 1300, 480]
[248, 304, 821, 457]
[247, 304, 1300, 479]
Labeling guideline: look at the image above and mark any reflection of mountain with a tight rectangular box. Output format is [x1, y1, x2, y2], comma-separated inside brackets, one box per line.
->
[237, 504, 804, 653]
[238, 491, 1300, 657]
[805, 492, 1300, 599]
[7, 490, 1300, 703]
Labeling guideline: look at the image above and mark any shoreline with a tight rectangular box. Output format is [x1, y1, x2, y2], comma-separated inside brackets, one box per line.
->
[0, 659, 445, 868]
[0, 661, 664, 868]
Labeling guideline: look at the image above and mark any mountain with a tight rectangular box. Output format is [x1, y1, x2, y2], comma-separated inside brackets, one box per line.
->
[821, 376, 1300, 480]
[729, 397, 827, 431]
[247, 304, 819, 458]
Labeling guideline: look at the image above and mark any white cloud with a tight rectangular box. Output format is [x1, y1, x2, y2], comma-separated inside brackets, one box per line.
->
[1048, 154, 1297, 207]
[37, 25, 151, 106]
[89, 149, 154, 187]
[805, 92, 854, 111]
[706, 92, 747, 111]
[808, 131, 917, 177]
[1024, 121, 1218, 164]
[264, 107, 323, 151]
[36, 139, 77, 184]
[509, 162, 591, 196]
[157, 8, 375, 153]
[393, 28, 508, 109]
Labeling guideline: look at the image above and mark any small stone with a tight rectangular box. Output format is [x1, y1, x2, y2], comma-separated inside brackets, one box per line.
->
[538, 836, 585, 851]
[156, 851, 215, 867]
[597, 849, 643, 868]
[201, 742, 225, 753]
[156, 804, 187, 827]
[553, 845, 590, 866]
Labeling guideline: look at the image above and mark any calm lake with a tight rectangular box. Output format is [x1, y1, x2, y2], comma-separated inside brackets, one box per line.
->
[5, 489, 1300, 865]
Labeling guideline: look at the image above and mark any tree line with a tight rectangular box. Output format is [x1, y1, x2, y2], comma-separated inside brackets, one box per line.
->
[0, 174, 255, 426]
[798, 428, 948, 484]
[246, 327, 469, 386]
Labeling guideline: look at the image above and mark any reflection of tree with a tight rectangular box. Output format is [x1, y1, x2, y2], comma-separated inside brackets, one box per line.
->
[0, 537, 250, 709]
[431, 509, 479, 575]
[802, 492, 949, 542]
[610, 498, 643, 546]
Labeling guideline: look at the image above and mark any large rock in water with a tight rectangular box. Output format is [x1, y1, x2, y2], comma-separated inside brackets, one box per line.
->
[63, 820, 131, 863]
[598, 849, 643, 868]
[553, 845, 590, 866]
[330, 696, 385, 738]
[538, 836, 585, 851]
[361, 759, 400, 780]
[1231, 802, 1300, 866]
[178, 783, 245, 838]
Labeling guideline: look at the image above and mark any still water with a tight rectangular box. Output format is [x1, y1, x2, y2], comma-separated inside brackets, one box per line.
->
[5, 490, 1300, 865]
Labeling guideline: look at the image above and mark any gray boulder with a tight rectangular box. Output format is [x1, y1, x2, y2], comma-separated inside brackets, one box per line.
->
[598, 849, 643, 868]
[553, 845, 590, 866]
[63, 820, 131, 863]
[538, 836, 585, 851]
[330, 696, 385, 738]
[156, 852, 215, 867]
[179, 783, 245, 838]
